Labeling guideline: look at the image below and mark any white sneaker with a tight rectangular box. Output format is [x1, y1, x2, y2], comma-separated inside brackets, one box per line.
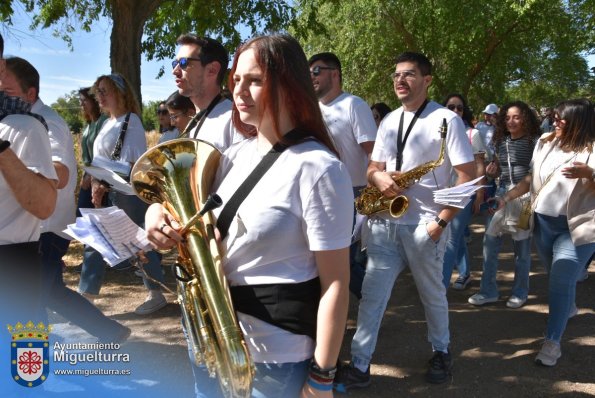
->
[506, 296, 526, 309]
[134, 292, 167, 315]
[535, 340, 561, 366]
[468, 293, 498, 306]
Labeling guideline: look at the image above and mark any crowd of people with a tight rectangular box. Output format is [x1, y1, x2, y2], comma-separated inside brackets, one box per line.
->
[0, 29, 593, 398]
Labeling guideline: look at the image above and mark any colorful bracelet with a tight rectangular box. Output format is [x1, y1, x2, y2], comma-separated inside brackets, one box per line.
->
[307, 377, 333, 391]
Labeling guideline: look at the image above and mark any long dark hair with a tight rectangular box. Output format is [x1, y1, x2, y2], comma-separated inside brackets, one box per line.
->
[78, 87, 101, 122]
[491, 101, 540, 147]
[551, 98, 594, 152]
[228, 34, 338, 157]
[443, 93, 474, 128]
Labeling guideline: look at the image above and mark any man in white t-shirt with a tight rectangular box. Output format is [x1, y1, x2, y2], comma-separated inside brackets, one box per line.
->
[0, 34, 59, 387]
[308, 52, 377, 299]
[0, 56, 131, 342]
[475, 103, 498, 158]
[334, 52, 475, 391]
[172, 34, 243, 151]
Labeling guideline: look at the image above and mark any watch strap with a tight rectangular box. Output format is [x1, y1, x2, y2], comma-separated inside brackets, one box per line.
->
[434, 216, 448, 228]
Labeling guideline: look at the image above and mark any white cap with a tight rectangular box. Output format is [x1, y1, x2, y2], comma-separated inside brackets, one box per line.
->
[482, 104, 499, 114]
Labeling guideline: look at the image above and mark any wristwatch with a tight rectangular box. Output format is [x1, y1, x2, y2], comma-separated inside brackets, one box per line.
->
[434, 216, 448, 229]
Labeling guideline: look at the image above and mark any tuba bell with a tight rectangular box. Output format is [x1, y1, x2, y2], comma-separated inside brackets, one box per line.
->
[355, 118, 448, 217]
[131, 138, 253, 398]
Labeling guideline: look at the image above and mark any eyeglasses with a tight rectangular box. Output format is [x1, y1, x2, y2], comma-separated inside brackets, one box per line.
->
[157, 109, 169, 115]
[447, 104, 464, 112]
[95, 88, 109, 97]
[310, 66, 336, 77]
[169, 112, 184, 121]
[172, 57, 202, 70]
[391, 71, 417, 81]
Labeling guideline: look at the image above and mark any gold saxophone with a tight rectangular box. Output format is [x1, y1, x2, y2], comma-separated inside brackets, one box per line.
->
[355, 118, 448, 218]
[131, 138, 253, 398]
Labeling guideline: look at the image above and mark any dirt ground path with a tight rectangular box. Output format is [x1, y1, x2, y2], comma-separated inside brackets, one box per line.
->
[61, 215, 595, 397]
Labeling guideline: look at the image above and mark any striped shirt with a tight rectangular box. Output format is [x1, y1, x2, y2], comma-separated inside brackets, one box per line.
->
[495, 136, 536, 185]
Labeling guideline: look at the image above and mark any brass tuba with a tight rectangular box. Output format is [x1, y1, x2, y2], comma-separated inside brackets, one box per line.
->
[131, 138, 253, 398]
[355, 118, 448, 217]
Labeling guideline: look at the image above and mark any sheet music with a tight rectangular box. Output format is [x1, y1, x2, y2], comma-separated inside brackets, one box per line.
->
[84, 166, 135, 195]
[433, 175, 487, 208]
[64, 207, 152, 266]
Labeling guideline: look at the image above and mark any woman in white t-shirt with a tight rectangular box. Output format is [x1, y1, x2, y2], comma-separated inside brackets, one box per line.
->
[146, 34, 353, 397]
[80, 73, 168, 316]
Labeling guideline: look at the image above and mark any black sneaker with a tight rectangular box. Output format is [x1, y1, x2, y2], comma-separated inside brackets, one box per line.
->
[425, 350, 452, 384]
[333, 362, 371, 393]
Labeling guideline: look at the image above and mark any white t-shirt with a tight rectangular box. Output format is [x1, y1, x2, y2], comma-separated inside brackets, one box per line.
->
[319, 92, 377, 187]
[187, 99, 244, 152]
[212, 137, 353, 363]
[32, 99, 77, 239]
[93, 112, 147, 163]
[158, 128, 179, 144]
[0, 114, 58, 244]
[476, 121, 495, 160]
[371, 101, 474, 224]
[533, 140, 580, 217]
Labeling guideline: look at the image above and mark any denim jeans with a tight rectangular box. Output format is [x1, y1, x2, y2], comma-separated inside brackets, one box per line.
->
[39, 232, 127, 340]
[533, 213, 595, 342]
[350, 186, 366, 299]
[79, 191, 164, 295]
[442, 196, 474, 287]
[183, 324, 309, 397]
[351, 219, 450, 370]
[478, 213, 532, 300]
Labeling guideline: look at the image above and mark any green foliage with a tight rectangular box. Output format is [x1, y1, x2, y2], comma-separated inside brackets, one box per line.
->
[293, 0, 594, 114]
[141, 100, 161, 132]
[142, 0, 296, 78]
[52, 89, 83, 133]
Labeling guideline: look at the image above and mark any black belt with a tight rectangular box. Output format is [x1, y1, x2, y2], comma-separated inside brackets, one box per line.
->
[230, 277, 320, 340]
[0, 241, 40, 256]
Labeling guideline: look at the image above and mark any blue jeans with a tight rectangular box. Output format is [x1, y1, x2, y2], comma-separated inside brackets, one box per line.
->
[350, 186, 366, 299]
[79, 191, 164, 295]
[351, 219, 450, 370]
[533, 213, 595, 342]
[442, 196, 474, 287]
[183, 325, 309, 397]
[478, 214, 532, 300]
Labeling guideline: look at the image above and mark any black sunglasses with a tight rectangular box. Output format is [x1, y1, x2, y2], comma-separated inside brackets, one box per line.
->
[172, 57, 202, 70]
[310, 65, 336, 77]
[447, 104, 464, 112]
[157, 109, 169, 115]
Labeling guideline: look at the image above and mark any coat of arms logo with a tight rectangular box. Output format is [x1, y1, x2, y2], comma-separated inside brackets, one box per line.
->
[7, 321, 52, 387]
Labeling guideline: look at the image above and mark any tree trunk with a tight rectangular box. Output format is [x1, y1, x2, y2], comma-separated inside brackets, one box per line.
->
[110, 0, 163, 107]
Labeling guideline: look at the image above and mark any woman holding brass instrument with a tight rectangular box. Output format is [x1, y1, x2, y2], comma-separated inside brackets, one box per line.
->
[490, 99, 595, 366]
[146, 34, 352, 397]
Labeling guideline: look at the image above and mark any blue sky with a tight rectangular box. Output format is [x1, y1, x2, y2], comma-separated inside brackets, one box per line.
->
[2, 5, 594, 106]
[3, 5, 175, 105]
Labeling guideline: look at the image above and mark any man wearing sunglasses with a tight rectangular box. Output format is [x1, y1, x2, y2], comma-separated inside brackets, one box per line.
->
[172, 34, 243, 151]
[308, 52, 377, 301]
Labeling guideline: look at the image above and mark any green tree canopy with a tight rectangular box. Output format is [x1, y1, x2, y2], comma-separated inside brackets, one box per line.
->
[293, 0, 594, 112]
[1, 0, 298, 106]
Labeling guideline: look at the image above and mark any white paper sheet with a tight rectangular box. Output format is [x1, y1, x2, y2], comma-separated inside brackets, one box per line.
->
[64, 206, 152, 266]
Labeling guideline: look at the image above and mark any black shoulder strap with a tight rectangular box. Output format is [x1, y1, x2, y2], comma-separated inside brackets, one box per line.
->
[216, 129, 308, 239]
[110, 112, 131, 160]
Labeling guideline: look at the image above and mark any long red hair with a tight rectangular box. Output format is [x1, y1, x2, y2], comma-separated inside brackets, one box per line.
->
[228, 34, 338, 157]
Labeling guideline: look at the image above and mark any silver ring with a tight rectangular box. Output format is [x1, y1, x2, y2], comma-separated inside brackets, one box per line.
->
[159, 223, 167, 233]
